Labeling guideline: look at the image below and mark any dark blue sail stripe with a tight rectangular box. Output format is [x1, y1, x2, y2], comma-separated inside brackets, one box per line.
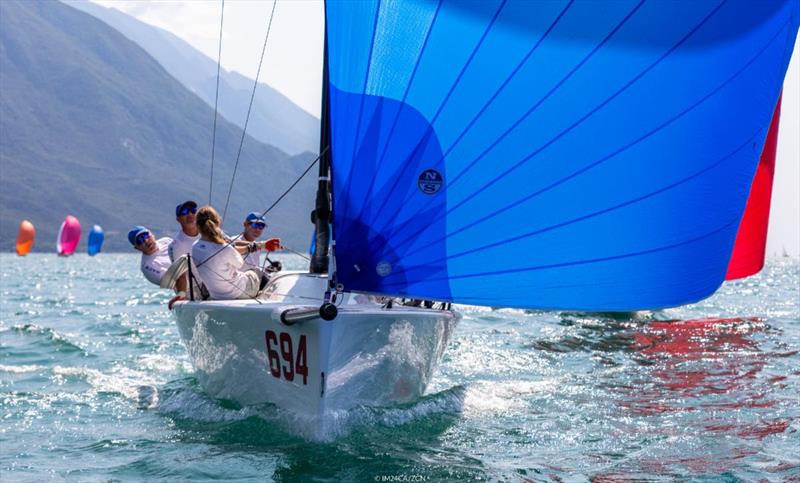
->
[366, 0, 509, 225]
[372, 0, 647, 234]
[339, 0, 382, 220]
[395, 7, 785, 259]
[354, 0, 444, 223]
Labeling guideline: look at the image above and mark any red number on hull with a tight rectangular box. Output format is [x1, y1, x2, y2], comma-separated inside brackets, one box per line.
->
[265, 330, 280, 377]
[296, 335, 308, 385]
[279, 332, 295, 381]
[264, 331, 308, 385]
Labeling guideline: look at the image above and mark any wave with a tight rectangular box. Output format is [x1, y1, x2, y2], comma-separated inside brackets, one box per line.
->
[9, 324, 87, 353]
[0, 364, 47, 374]
[151, 383, 466, 443]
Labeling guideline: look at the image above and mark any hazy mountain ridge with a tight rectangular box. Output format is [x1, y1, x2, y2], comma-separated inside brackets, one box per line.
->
[1, 0, 316, 253]
[66, 0, 320, 156]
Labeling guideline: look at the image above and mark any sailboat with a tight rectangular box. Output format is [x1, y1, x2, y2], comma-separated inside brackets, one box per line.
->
[57, 215, 81, 256]
[88, 224, 105, 256]
[172, 0, 799, 439]
[16, 220, 35, 256]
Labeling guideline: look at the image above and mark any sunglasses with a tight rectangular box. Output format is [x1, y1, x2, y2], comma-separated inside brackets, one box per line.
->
[179, 206, 198, 216]
[135, 232, 151, 245]
[249, 222, 266, 230]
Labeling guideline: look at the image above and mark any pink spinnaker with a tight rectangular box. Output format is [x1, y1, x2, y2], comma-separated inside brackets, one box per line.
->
[57, 215, 81, 256]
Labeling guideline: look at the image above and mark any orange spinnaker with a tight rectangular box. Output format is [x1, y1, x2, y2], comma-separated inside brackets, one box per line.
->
[726, 96, 782, 280]
[16, 220, 35, 256]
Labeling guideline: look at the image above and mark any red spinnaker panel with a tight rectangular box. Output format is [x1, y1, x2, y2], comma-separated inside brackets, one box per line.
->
[726, 97, 782, 280]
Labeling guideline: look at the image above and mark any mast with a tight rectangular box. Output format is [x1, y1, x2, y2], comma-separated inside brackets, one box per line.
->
[310, 8, 331, 275]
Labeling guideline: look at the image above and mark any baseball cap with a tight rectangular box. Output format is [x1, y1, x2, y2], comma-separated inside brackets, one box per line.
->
[175, 200, 198, 217]
[128, 226, 148, 246]
[245, 212, 265, 223]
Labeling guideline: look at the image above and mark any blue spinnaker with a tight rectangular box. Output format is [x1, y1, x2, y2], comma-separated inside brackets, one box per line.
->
[88, 225, 104, 256]
[325, 0, 799, 310]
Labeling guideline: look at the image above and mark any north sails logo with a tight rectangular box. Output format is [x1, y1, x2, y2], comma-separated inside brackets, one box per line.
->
[417, 169, 443, 195]
[376, 261, 392, 277]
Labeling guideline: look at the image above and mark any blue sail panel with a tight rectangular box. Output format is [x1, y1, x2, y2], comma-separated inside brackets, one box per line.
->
[325, 0, 799, 311]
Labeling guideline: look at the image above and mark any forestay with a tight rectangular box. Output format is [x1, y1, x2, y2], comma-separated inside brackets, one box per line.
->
[324, 0, 799, 310]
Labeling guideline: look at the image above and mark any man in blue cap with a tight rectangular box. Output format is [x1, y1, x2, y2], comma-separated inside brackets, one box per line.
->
[168, 200, 200, 264]
[239, 211, 281, 270]
[168, 200, 202, 295]
[129, 226, 173, 286]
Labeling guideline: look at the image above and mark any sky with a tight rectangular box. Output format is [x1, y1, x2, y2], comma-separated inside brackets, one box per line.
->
[90, 0, 799, 256]
[91, 0, 325, 116]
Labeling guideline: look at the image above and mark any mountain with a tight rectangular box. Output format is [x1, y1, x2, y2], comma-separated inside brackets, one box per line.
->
[65, 0, 320, 156]
[0, 0, 316, 253]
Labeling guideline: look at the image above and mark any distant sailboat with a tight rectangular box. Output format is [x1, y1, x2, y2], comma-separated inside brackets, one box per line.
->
[15, 220, 35, 256]
[87, 225, 104, 256]
[57, 215, 81, 256]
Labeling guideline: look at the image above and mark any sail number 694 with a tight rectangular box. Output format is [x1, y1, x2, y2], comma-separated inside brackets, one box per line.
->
[265, 330, 308, 385]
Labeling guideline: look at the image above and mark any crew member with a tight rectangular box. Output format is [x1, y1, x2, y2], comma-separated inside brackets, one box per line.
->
[241, 212, 265, 270]
[168, 200, 200, 261]
[192, 206, 275, 299]
[168, 200, 202, 292]
[129, 226, 172, 286]
[239, 212, 280, 271]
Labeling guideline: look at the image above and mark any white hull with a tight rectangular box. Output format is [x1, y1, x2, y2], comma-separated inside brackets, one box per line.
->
[172, 272, 459, 439]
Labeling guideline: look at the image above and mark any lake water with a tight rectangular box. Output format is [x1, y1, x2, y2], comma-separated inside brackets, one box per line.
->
[1, 253, 798, 481]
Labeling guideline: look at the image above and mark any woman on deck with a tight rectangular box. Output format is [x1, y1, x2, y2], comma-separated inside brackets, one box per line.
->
[192, 205, 269, 300]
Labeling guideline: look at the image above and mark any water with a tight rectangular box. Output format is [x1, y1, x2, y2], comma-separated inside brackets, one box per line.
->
[1, 253, 798, 481]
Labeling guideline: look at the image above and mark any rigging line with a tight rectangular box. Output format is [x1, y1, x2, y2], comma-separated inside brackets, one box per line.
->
[221, 0, 278, 222]
[260, 249, 270, 272]
[196, 150, 322, 269]
[338, 0, 383, 221]
[194, 261, 264, 304]
[382, 0, 728, 247]
[258, 147, 325, 219]
[260, 290, 327, 302]
[208, 0, 225, 205]
[371, 0, 646, 238]
[194, 231, 244, 270]
[364, 0, 509, 226]
[282, 245, 311, 261]
[350, 0, 443, 223]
